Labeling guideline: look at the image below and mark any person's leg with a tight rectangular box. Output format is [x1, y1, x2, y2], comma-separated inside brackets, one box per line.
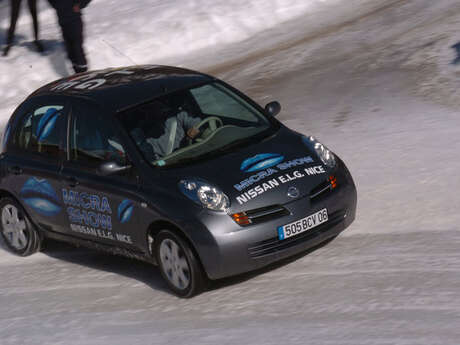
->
[61, 14, 87, 73]
[61, 23, 75, 64]
[50, 1, 88, 73]
[72, 14, 88, 73]
[46, 0, 57, 10]
[27, 0, 43, 52]
[3, 0, 22, 56]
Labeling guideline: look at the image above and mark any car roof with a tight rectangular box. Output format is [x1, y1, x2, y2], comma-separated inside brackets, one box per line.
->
[30, 65, 214, 113]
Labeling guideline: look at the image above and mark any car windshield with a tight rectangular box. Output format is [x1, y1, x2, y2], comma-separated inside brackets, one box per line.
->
[118, 82, 275, 167]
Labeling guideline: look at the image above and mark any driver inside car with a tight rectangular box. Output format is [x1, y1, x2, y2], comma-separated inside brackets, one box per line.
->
[147, 110, 201, 157]
[130, 99, 202, 160]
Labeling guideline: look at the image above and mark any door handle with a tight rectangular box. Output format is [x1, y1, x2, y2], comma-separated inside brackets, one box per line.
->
[8, 166, 22, 175]
[66, 176, 79, 187]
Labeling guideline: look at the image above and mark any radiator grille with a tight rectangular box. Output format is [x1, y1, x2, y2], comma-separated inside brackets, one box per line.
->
[245, 205, 290, 224]
[309, 179, 332, 201]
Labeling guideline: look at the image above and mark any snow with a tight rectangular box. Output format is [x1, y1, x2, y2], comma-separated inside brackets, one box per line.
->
[0, 0, 345, 127]
[2, 0, 460, 344]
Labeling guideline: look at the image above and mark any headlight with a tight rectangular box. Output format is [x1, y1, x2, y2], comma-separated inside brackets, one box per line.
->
[302, 136, 336, 168]
[179, 179, 230, 212]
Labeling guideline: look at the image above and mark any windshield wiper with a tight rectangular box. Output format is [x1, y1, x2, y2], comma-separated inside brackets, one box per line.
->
[153, 139, 253, 168]
[155, 128, 277, 168]
[216, 135, 262, 154]
[217, 129, 277, 154]
[154, 150, 221, 168]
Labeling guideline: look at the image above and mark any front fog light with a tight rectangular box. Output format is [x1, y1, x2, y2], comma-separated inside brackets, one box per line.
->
[179, 179, 230, 212]
[303, 136, 336, 168]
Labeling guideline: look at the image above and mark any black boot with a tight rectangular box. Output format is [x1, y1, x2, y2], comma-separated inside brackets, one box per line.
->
[73, 64, 88, 74]
[2, 44, 12, 57]
[34, 40, 44, 53]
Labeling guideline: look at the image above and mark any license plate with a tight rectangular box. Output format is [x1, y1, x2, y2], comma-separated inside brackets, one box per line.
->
[278, 208, 328, 240]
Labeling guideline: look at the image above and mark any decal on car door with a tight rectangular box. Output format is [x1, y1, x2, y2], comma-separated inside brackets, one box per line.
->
[118, 199, 134, 224]
[61, 188, 133, 244]
[20, 177, 62, 216]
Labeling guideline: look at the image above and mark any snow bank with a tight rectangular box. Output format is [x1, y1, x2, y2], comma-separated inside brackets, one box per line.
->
[88, 0, 345, 66]
[0, 0, 343, 126]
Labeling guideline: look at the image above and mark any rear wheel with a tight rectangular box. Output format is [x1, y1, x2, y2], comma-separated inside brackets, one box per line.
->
[155, 230, 205, 297]
[0, 198, 41, 256]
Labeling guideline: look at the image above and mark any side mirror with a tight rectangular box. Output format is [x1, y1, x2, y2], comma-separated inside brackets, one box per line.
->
[98, 161, 132, 176]
[265, 101, 281, 117]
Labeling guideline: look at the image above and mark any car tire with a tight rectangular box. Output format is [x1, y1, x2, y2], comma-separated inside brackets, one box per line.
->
[155, 229, 205, 298]
[0, 197, 42, 256]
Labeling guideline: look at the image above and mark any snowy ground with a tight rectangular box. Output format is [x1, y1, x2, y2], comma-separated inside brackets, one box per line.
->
[1, 0, 460, 344]
[0, 0, 404, 126]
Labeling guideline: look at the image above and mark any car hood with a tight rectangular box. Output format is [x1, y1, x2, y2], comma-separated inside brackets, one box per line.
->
[164, 127, 332, 213]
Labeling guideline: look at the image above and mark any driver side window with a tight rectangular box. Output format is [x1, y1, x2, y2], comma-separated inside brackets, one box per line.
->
[70, 111, 127, 171]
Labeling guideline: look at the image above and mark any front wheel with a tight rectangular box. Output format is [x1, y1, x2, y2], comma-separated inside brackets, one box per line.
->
[0, 197, 42, 256]
[155, 230, 205, 297]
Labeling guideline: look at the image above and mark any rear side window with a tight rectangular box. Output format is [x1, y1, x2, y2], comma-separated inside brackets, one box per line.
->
[15, 105, 64, 158]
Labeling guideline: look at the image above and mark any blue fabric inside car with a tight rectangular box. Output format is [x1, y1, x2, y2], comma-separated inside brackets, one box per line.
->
[77, 121, 106, 152]
[34, 108, 60, 143]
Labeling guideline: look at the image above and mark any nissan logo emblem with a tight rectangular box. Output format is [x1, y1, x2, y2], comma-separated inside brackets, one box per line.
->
[287, 186, 299, 198]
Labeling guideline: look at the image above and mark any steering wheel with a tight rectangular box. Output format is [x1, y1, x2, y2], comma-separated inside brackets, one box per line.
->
[192, 116, 223, 142]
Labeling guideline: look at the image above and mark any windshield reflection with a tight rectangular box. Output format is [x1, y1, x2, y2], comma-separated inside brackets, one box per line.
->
[118, 82, 274, 167]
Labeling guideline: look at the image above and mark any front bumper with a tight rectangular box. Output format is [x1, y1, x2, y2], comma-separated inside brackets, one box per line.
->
[180, 161, 357, 280]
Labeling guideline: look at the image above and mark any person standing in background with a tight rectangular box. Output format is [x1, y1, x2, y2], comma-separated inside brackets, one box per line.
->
[47, 0, 91, 73]
[3, 0, 44, 56]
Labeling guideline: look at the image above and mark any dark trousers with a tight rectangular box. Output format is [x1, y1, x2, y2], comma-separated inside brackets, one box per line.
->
[6, 0, 39, 45]
[48, 0, 87, 68]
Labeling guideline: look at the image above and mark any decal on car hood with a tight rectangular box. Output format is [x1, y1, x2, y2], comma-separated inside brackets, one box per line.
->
[240, 153, 284, 173]
[235, 165, 326, 205]
[232, 153, 327, 205]
[234, 155, 314, 192]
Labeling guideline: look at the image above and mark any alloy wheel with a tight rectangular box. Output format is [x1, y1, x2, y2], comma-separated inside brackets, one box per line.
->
[1, 204, 28, 250]
[159, 238, 191, 290]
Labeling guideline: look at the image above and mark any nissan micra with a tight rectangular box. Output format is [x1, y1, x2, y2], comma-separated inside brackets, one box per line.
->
[0, 65, 357, 297]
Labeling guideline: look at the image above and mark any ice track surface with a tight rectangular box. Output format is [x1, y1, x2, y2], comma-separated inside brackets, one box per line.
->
[1, 0, 460, 344]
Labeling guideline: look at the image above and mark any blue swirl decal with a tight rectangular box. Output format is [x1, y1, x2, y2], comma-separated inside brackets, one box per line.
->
[240, 153, 285, 173]
[118, 199, 133, 223]
[20, 178, 61, 216]
[36, 108, 60, 142]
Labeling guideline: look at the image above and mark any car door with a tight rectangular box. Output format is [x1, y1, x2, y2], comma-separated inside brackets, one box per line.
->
[60, 100, 148, 250]
[2, 96, 69, 234]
